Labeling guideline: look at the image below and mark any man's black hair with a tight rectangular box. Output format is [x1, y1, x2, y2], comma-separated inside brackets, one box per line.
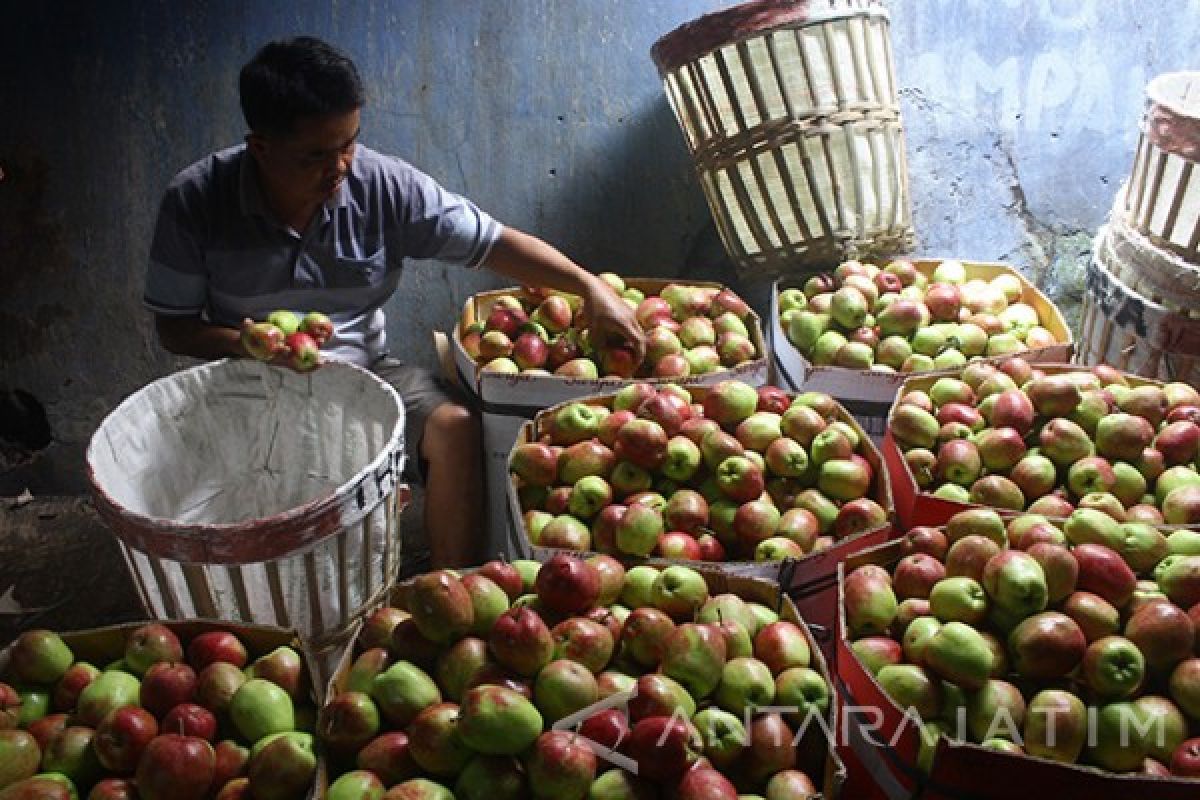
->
[239, 36, 365, 138]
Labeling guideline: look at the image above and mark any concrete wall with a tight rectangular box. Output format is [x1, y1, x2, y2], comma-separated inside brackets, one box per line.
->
[1, 0, 1195, 492]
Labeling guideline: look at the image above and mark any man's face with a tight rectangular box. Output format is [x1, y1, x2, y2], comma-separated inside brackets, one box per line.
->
[249, 108, 361, 210]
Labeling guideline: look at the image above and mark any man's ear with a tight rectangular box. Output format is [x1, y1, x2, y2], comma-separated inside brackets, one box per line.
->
[245, 132, 268, 159]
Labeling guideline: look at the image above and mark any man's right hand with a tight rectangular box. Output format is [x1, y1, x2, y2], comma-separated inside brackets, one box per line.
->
[239, 318, 325, 372]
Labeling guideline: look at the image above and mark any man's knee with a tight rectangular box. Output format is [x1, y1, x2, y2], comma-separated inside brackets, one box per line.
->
[422, 402, 480, 459]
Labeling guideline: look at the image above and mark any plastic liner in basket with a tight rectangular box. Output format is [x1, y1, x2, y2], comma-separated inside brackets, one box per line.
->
[86, 358, 407, 651]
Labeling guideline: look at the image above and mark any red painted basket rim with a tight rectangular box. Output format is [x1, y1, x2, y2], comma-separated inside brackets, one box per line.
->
[85, 359, 405, 565]
[651, 0, 888, 75]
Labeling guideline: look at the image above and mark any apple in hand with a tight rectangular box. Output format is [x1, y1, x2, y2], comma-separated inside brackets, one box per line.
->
[241, 321, 286, 361]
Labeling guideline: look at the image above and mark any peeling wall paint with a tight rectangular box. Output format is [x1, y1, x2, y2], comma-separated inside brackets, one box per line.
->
[0, 0, 1194, 492]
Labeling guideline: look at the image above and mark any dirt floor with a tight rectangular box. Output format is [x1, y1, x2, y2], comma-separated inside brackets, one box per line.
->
[0, 494, 148, 645]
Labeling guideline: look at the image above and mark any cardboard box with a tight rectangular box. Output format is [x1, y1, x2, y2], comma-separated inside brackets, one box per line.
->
[0, 619, 323, 799]
[448, 280, 770, 560]
[327, 564, 846, 800]
[769, 259, 1075, 443]
[506, 384, 898, 648]
[833, 535, 1200, 799]
[883, 363, 1200, 532]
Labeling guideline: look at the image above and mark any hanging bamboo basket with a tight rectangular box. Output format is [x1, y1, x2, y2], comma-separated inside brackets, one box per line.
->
[651, 0, 914, 281]
[1121, 71, 1200, 264]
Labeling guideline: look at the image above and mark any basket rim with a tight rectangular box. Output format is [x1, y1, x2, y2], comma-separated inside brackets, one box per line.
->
[85, 358, 406, 564]
[651, 0, 888, 75]
[1147, 71, 1200, 119]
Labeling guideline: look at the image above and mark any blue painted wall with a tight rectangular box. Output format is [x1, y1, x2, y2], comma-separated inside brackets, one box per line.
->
[1, 0, 1195, 490]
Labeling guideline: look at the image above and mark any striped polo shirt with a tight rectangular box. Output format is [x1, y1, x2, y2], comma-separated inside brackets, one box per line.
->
[145, 143, 502, 366]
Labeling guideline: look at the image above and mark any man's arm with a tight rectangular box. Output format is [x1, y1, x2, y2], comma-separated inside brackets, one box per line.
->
[155, 315, 249, 360]
[481, 227, 646, 361]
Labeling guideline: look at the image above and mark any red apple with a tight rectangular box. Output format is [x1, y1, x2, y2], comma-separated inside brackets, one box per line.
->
[162, 703, 218, 742]
[94, 706, 159, 773]
[140, 662, 197, 718]
[535, 554, 600, 615]
[135, 734, 215, 800]
[186, 631, 248, 671]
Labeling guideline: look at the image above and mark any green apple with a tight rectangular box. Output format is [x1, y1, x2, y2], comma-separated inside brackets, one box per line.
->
[1167, 529, 1200, 556]
[458, 685, 543, 756]
[774, 667, 830, 723]
[0, 730, 41, 789]
[1022, 689, 1085, 763]
[512, 560, 541, 593]
[923, 622, 994, 690]
[15, 690, 49, 728]
[8, 631, 73, 686]
[76, 671, 140, 728]
[748, 603, 779, 633]
[247, 731, 316, 800]
[651, 566, 710, 621]
[533, 660, 598, 723]
[902, 616, 942, 667]
[714, 658, 775, 716]
[661, 623, 727, 699]
[1086, 702, 1150, 772]
[585, 770, 651, 800]
[371, 662, 441, 730]
[328, 771, 384, 800]
[877, 664, 941, 718]
[966, 680, 1025, 742]
[453, 758, 525, 800]
[230, 678, 294, 743]
[928, 577, 988, 626]
[981, 551, 1048, 618]
[691, 708, 747, 770]
[696, 594, 758, 636]
[620, 566, 661, 609]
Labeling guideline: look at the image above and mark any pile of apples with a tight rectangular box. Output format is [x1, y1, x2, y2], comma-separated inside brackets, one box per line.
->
[779, 258, 1062, 372]
[241, 310, 333, 371]
[844, 507, 1200, 778]
[889, 359, 1200, 525]
[462, 275, 760, 379]
[0, 624, 315, 800]
[319, 554, 829, 800]
[509, 379, 889, 563]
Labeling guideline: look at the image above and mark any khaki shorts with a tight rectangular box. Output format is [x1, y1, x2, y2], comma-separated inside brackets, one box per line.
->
[370, 357, 470, 484]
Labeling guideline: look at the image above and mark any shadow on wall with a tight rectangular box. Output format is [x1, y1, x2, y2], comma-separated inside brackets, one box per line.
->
[556, 95, 741, 284]
[560, 94, 779, 320]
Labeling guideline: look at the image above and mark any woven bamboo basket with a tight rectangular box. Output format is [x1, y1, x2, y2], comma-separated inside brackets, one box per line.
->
[1100, 203, 1200, 318]
[86, 359, 409, 662]
[651, 0, 913, 281]
[1121, 71, 1200, 264]
[1077, 224, 1200, 385]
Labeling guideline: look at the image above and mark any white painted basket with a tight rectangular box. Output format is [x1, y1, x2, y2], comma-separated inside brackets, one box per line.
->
[86, 359, 408, 657]
[1101, 203, 1200, 318]
[651, 0, 913, 280]
[1122, 71, 1200, 264]
[1077, 224, 1200, 385]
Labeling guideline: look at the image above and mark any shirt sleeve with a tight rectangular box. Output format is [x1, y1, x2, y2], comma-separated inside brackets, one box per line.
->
[143, 184, 209, 316]
[387, 160, 503, 269]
